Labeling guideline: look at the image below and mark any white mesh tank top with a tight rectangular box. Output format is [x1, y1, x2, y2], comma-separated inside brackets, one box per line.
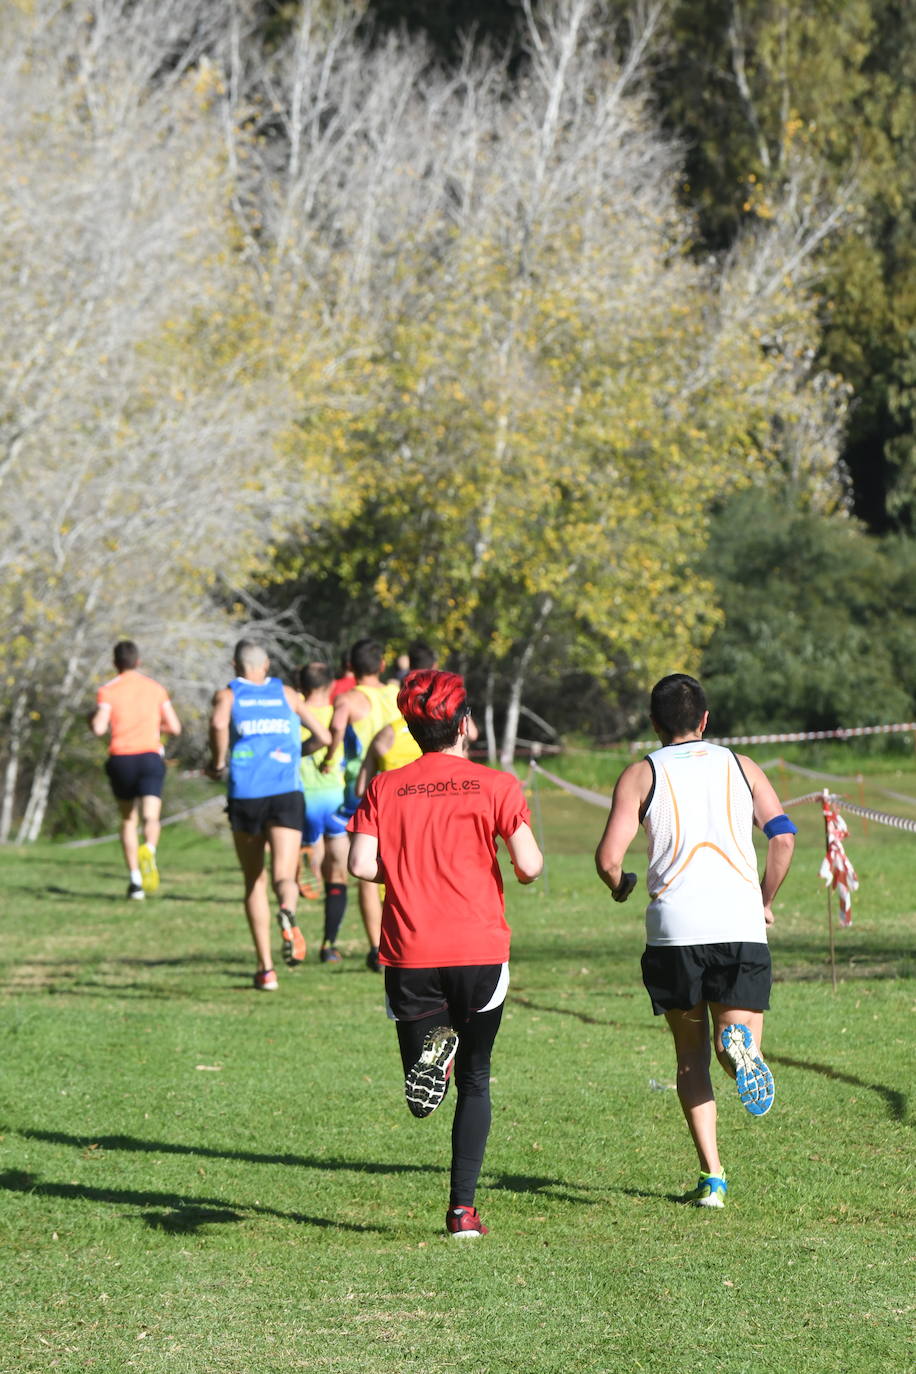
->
[642, 741, 766, 947]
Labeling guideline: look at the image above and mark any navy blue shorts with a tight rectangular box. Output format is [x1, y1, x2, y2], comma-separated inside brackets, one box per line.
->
[641, 942, 771, 1015]
[105, 752, 166, 802]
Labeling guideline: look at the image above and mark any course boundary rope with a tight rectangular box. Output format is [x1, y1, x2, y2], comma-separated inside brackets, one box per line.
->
[759, 757, 916, 807]
[628, 721, 916, 751]
[528, 759, 611, 808]
[529, 760, 916, 835]
[810, 799, 916, 834]
[62, 795, 225, 849]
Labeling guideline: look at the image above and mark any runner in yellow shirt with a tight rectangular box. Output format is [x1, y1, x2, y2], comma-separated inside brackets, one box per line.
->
[319, 638, 400, 969]
[296, 662, 348, 963]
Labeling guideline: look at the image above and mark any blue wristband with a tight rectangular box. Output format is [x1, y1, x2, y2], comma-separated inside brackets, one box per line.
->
[763, 813, 797, 839]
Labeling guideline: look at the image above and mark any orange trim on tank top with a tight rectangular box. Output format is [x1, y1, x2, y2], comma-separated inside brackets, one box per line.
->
[649, 841, 757, 899]
[661, 765, 680, 862]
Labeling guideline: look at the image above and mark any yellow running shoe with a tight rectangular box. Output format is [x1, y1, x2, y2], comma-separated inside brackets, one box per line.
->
[138, 844, 160, 895]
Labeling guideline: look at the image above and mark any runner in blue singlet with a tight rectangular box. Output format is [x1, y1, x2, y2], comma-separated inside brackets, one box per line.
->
[208, 641, 331, 991]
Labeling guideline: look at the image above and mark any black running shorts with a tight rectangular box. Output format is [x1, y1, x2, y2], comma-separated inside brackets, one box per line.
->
[226, 790, 305, 835]
[384, 963, 509, 1023]
[105, 752, 166, 802]
[641, 942, 771, 1015]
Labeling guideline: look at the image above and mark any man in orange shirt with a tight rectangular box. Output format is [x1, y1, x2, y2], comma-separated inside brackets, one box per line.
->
[89, 640, 181, 899]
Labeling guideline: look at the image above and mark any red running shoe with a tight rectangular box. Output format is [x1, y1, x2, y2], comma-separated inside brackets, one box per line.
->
[253, 968, 279, 992]
[445, 1205, 488, 1239]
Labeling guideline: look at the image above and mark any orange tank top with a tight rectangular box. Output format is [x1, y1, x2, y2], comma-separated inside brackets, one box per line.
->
[96, 670, 170, 755]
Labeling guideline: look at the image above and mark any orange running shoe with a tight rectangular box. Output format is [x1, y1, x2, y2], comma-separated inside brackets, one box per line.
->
[277, 908, 306, 967]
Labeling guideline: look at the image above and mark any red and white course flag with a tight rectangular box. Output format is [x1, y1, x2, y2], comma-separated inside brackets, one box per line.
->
[819, 791, 859, 926]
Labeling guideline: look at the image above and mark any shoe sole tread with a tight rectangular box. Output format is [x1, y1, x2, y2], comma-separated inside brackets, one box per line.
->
[405, 1030, 459, 1118]
[722, 1024, 774, 1116]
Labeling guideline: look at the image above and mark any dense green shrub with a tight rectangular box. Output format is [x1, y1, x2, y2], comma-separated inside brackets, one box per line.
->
[701, 492, 916, 733]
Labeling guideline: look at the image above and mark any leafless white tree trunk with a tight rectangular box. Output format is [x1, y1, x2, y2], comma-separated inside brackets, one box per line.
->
[499, 596, 555, 768]
[0, 687, 31, 844]
[0, 0, 328, 837]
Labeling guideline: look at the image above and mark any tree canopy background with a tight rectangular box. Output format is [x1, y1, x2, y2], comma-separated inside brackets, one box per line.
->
[2, 0, 914, 836]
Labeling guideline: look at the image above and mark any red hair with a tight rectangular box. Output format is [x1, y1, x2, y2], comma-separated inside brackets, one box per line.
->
[397, 670, 468, 751]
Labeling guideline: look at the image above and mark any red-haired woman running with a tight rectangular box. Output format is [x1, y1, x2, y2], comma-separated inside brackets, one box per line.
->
[348, 669, 543, 1238]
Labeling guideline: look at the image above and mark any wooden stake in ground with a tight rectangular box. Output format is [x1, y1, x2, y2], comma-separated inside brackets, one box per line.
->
[826, 882, 838, 993]
[821, 789, 838, 991]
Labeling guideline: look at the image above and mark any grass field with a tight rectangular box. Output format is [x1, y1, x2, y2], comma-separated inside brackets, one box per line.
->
[0, 761, 913, 1374]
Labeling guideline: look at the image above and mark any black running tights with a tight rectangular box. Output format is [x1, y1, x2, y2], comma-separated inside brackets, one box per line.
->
[395, 1005, 504, 1208]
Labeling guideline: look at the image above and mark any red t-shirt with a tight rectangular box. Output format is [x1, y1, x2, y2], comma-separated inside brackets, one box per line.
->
[348, 752, 531, 968]
[330, 673, 356, 700]
[96, 670, 170, 756]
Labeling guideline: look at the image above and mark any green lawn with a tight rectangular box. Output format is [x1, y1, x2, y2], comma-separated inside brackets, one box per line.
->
[0, 770, 912, 1374]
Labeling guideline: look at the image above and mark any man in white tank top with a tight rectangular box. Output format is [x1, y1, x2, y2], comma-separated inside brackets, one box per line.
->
[595, 674, 796, 1208]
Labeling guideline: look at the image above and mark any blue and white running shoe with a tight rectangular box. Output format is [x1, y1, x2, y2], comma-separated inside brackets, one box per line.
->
[721, 1023, 775, 1116]
[682, 1173, 728, 1208]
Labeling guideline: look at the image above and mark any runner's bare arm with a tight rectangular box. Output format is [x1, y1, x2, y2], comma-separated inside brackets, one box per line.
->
[88, 701, 111, 736]
[319, 696, 351, 772]
[356, 726, 391, 799]
[161, 700, 181, 736]
[595, 760, 651, 901]
[348, 831, 384, 883]
[506, 822, 543, 884]
[285, 686, 332, 750]
[738, 753, 797, 923]
[207, 687, 233, 776]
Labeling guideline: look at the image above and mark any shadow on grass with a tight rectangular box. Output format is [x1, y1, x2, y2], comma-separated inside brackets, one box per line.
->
[3, 961, 370, 998]
[773, 937, 913, 982]
[10, 1129, 595, 1206]
[619, 1186, 685, 1204]
[158, 892, 237, 905]
[508, 992, 630, 1030]
[3, 953, 252, 1001]
[768, 1053, 909, 1123]
[509, 996, 908, 1123]
[142, 1207, 244, 1232]
[15, 954, 249, 971]
[34, 884, 231, 905]
[773, 966, 912, 984]
[0, 1169, 384, 1234]
[491, 1172, 600, 1205]
[12, 1126, 441, 1175]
